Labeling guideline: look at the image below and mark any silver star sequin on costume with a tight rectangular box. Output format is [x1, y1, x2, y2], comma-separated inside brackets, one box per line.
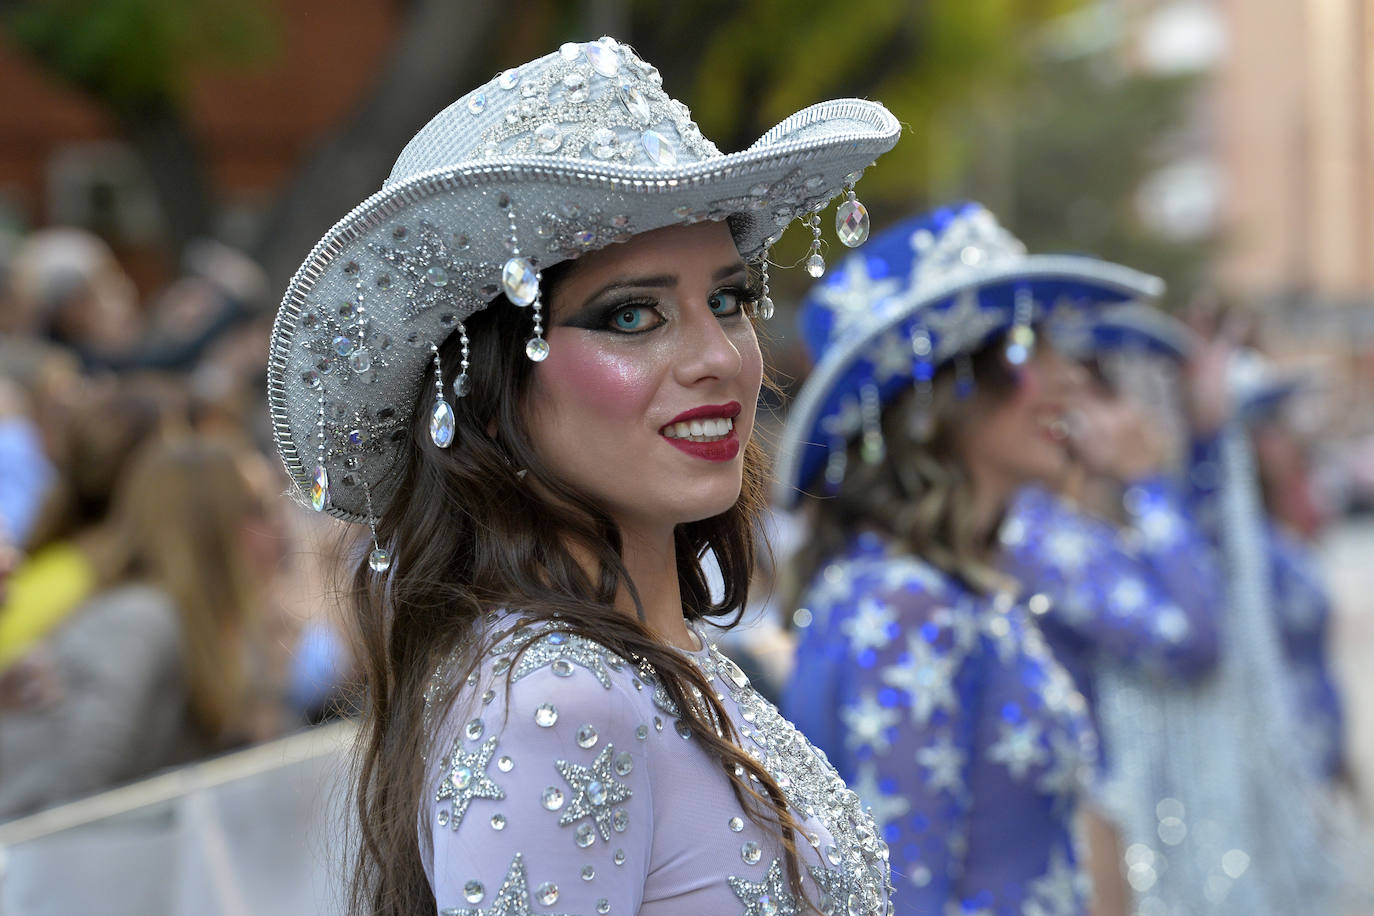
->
[511, 629, 617, 688]
[915, 732, 968, 795]
[435, 735, 505, 829]
[878, 557, 945, 597]
[1043, 527, 1092, 574]
[1136, 505, 1183, 549]
[728, 858, 799, 916]
[839, 598, 897, 653]
[808, 865, 859, 916]
[441, 853, 571, 916]
[813, 257, 901, 335]
[840, 691, 901, 755]
[1022, 847, 1085, 916]
[988, 720, 1048, 782]
[554, 744, 633, 841]
[880, 633, 959, 727]
[1035, 730, 1086, 802]
[1108, 578, 1148, 616]
[849, 761, 911, 832]
[1153, 605, 1189, 643]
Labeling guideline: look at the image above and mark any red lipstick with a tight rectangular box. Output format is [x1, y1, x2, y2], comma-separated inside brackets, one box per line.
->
[660, 401, 743, 462]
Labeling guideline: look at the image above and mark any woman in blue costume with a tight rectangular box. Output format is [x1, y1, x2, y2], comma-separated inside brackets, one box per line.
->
[1059, 319, 1361, 913]
[1231, 352, 1346, 783]
[999, 305, 1223, 755]
[776, 202, 1164, 914]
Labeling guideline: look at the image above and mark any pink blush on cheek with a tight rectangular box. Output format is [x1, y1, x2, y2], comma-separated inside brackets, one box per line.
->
[539, 332, 658, 412]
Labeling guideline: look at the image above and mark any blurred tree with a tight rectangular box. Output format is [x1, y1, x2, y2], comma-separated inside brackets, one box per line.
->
[249, 0, 517, 290]
[4, 0, 279, 256]
[996, 51, 1216, 306]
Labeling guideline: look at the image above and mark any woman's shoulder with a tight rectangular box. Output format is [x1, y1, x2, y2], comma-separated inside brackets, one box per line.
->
[425, 615, 664, 760]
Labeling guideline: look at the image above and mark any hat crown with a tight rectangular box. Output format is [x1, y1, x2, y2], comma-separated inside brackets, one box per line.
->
[386, 38, 720, 189]
[799, 202, 1027, 365]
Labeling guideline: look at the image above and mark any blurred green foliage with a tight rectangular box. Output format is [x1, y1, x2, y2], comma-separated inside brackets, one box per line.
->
[1, 0, 1211, 306]
[4, 0, 279, 114]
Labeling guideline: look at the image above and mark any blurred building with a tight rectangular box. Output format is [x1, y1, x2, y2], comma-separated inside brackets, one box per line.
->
[0, 0, 400, 294]
[1128, 0, 1373, 314]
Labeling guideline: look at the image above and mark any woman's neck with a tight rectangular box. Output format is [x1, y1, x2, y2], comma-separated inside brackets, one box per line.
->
[568, 519, 695, 651]
[964, 463, 1014, 549]
[616, 522, 696, 650]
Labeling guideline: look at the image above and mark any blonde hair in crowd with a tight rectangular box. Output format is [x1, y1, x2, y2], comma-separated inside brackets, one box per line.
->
[110, 436, 270, 741]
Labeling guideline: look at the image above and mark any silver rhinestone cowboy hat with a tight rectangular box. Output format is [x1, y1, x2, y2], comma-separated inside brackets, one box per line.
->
[268, 36, 900, 529]
[773, 202, 1166, 509]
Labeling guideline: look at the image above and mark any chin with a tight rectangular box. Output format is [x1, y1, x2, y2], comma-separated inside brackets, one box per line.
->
[667, 479, 745, 526]
[1018, 442, 1071, 488]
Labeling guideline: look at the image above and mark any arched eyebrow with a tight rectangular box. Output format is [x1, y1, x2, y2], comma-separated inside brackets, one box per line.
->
[579, 261, 749, 306]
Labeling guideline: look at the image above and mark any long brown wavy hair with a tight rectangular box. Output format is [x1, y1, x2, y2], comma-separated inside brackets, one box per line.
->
[109, 435, 269, 742]
[345, 264, 816, 914]
[790, 336, 1019, 603]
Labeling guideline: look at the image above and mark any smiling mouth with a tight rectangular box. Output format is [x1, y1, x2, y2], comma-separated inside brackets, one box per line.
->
[660, 417, 736, 442]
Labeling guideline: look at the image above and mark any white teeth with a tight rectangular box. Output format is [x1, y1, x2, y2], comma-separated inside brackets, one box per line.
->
[662, 417, 734, 441]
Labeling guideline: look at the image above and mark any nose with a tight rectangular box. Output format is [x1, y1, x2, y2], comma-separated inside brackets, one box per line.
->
[1038, 343, 1088, 396]
[674, 299, 743, 385]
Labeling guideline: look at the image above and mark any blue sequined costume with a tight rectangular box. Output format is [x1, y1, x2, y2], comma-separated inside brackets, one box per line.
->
[1265, 525, 1345, 780]
[999, 479, 1223, 765]
[786, 532, 1097, 914]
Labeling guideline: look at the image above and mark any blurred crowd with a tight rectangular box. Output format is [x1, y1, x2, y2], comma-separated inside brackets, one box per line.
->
[0, 227, 356, 821]
[0, 215, 1371, 892]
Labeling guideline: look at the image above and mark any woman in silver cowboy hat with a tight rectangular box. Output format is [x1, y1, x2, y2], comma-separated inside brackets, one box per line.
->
[267, 37, 899, 916]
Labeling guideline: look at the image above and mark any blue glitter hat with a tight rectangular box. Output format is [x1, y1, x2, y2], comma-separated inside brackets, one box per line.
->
[773, 202, 1165, 508]
[1051, 302, 1198, 363]
[1228, 349, 1315, 424]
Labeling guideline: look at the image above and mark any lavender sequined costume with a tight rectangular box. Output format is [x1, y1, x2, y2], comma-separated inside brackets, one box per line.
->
[785, 532, 1097, 915]
[423, 612, 892, 915]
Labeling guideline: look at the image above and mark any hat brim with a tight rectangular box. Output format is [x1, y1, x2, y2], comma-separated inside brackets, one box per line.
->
[1072, 303, 1197, 362]
[269, 99, 900, 523]
[772, 256, 1165, 509]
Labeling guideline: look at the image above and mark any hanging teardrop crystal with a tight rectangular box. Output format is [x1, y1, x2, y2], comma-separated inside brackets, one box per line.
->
[311, 463, 329, 512]
[430, 398, 456, 448]
[455, 373, 471, 397]
[502, 257, 539, 306]
[368, 548, 392, 572]
[805, 253, 826, 278]
[835, 197, 871, 247]
[757, 296, 775, 320]
[525, 337, 550, 362]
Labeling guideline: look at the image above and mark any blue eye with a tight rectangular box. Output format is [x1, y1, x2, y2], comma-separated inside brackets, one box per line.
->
[610, 306, 653, 332]
[709, 289, 744, 316]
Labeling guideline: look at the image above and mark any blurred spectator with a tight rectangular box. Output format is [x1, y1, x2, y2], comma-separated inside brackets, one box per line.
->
[0, 377, 55, 548]
[0, 434, 294, 819]
[0, 378, 185, 671]
[6, 227, 142, 370]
